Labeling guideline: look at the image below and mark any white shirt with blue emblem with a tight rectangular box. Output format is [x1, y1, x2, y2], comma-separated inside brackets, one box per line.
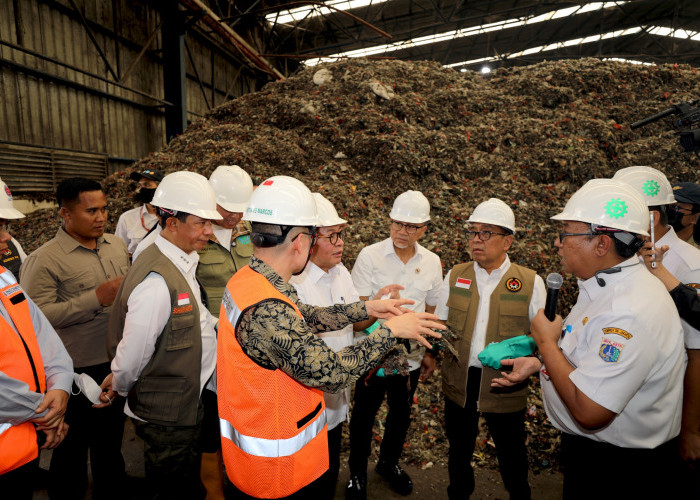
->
[540, 257, 686, 448]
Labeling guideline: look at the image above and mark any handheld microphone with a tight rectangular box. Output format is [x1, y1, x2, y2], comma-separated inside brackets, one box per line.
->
[544, 273, 563, 321]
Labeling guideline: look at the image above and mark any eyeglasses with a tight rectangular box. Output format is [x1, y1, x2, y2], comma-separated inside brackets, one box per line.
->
[466, 230, 509, 241]
[390, 221, 426, 234]
[317, 230, 344, 245]
[557, 231, 596, 241]
[292, 229, 317, 247]
[670, 205, 696, 215]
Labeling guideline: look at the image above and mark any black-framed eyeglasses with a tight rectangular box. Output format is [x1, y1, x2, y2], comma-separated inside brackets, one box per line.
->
[390, 221, 426, 234]
[466, 230, 509, 241]
[557, 231, 596, 241]
[292, 229, 317, 247]
[317, 230, 344, 245]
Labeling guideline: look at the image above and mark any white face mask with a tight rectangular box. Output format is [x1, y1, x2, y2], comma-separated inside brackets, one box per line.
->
[72, 372, 103, 404]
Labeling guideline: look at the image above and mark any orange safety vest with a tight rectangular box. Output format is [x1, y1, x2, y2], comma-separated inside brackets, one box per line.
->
[217, 265, 328, 499]
[0, 266, 46, 475]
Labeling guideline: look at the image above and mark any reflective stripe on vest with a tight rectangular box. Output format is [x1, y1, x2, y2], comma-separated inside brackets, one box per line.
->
[0, 423, 11, 435]
[0, 269, 17, 287]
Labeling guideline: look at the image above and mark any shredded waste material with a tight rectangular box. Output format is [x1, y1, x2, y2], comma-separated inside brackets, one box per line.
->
[16, 57, 700, 472]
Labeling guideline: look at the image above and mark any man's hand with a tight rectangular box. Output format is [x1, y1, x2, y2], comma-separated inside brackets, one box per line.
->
[680, 429, 700, 467]
[40, 422, 68, 449]
[491, 357, 542, 388]
[639, 241, 670, 272]
[365, 298, 415, 319]
[95, 275, 125, 307]
[372, 284, 404, 300]
[92, 373, 118, 409]
[31, 389, 69, 430]
[385, 311, 444, 349]
[419, 352, 436, 381]
[530, 309, 563, 349]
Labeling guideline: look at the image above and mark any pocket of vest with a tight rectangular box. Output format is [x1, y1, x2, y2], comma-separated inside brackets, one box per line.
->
[167, 313, 195, 351]
[497, 300, 530, 337]
[132, 376, 186, 423]
[445, 294, 470, 332]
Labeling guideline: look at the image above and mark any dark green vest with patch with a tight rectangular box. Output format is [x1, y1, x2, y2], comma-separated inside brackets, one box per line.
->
[441, 261, 535, 413]
[108, 244, 202, 426]
[1, 239, 22, 279]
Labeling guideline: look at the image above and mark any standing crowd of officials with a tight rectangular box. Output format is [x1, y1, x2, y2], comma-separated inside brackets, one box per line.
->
[0, 162, 699, 500]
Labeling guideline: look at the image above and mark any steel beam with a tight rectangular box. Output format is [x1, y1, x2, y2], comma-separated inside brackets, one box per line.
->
[161, 2, 188, 141]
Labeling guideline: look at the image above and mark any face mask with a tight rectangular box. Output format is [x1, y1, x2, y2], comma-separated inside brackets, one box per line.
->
[667, 209, 689, 233]
[134, 187, 156, 204]
[72, 372, 103, 404]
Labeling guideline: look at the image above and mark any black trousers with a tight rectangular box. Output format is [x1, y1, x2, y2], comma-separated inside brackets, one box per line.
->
[225, 472, 328, 500]
[348, 368, 420, 475]
[444, 367, 530, 500]
[561, 433, 686, 499]
[0, 457, 38, 500]
[48, 362, 126, 500]
[314, 423, 343, 499]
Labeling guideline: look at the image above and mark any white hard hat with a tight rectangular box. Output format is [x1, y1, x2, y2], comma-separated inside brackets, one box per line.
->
[0, 179, 25, 219]
[243, 176, 317, 226]
[209, 165, 253, 213]
[612, 166, 675, 206]
[468, 198, 515, 233]
[151, 171, 220, 220]
[313, 193, 347, 227]
[389, 190, 430, 224]
[552, 178, 650, 236]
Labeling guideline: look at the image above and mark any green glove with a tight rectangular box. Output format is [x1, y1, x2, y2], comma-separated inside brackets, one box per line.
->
[477, 335, 537, 369]
[363, 321, 381, 335]
[376, 368, 399, 377]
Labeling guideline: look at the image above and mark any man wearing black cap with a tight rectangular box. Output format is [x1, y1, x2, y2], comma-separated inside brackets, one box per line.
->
[670, 182, 700, 250]
[115, 169, 164, 256]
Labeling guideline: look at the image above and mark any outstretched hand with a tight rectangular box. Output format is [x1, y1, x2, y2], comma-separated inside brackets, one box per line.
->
[372, 284, 404, 300]
[385, 311, 444, 349]
[490, 357, 542, 388]
[365, 298, 415, 319]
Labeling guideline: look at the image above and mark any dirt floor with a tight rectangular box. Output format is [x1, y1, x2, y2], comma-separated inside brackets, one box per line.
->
[35, 418, 563, 500]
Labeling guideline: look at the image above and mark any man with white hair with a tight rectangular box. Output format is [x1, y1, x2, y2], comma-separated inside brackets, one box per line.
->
[435, 198, 545, 500]
[347, 190, 443, 499]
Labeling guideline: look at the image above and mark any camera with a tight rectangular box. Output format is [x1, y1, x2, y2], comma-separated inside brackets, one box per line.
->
[631, 100, 700, 153]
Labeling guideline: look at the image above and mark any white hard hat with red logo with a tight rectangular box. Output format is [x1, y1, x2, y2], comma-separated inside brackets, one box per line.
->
[243, 176, 317, 226]
[0, 178, 25, 219]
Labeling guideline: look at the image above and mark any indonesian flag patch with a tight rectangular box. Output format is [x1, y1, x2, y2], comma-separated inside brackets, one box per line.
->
[455, 277, 472, 289]
[177, 293, 190, 306]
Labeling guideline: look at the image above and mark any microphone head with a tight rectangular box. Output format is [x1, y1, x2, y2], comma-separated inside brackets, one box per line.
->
[546, 272, 564, 290]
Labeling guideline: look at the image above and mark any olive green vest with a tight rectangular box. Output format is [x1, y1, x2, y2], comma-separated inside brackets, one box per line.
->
[197, 227, 253, 317]
[441, 261, 535, 413]
[107, 244, 202, 426]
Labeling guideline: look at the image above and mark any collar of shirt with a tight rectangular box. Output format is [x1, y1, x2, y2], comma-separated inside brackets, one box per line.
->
[211, 224, 233, 249]
[154, 234, 199, 276]
[55, 226, 107, 254]
[305, 260, 341, 285]
[656, 225, 679, 247]
[379, 237, 422, 264]
[249, 256, 300, 301]
[474, 254, 511, 283]
[577, 256, 641, 301]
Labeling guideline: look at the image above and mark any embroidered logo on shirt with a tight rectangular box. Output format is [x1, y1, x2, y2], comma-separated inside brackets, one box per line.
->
[505, 277, 522, 292]
[173, 304, 193, 315]
[1, 248, 11, 256]
[599, 337, 624, 363]
[177, 293, 190, 306]
[455, 277, 472, 289]
[602, 327, 633, 340]
[582, 317, 589, 325]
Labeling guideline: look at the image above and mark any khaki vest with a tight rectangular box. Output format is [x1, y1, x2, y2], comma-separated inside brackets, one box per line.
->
[108, 244, 202, 426]
[441, 261, 535, 413]
[197, 229, 253, 317]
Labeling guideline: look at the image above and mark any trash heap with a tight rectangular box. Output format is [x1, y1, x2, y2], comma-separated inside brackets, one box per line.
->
[16, 57, 700, 472]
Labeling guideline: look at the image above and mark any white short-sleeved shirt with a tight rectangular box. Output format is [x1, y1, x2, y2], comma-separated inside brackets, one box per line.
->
[115, 205, 159, 255]
[111, 235, 218, 421]
[434, 255, 546, 367]
[351, 237, 442, 370]
[290, 261, 359, 430]
[654, 227, 700, 349]
[540, 258, 685, 448]
[131, 225, 161, 262]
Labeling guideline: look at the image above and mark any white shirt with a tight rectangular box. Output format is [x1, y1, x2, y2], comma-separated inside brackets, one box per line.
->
[654, 227, 700, 349]
[115, 205, 159, 255]
[540, 258, 685, 448]
[434, 255, 545, 367]
[351, 237, 442, 370]
[131, 225, 161, 262]
[290, 261, 359, 430]
[212, 224, 233, 251]
[111, 235, 218, 420]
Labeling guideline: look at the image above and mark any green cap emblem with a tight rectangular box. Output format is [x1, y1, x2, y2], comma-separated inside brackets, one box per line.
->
[642, 180, 660, 197]
[605, 198, 628, 219]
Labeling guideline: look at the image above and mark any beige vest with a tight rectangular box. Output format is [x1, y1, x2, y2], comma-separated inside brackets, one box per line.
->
[441, 261, 535, 412]
[108, 244, 202, 426]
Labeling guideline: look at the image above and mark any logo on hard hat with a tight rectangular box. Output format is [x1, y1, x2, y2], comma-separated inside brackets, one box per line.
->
[642, 180, 660, 197]
[605, 199, 628, 219]
[505, 277, 522, 292]
[4, 185, 11, 201]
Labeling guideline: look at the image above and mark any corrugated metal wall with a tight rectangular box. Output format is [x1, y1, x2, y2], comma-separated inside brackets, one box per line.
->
[0, 0, 263, 191]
